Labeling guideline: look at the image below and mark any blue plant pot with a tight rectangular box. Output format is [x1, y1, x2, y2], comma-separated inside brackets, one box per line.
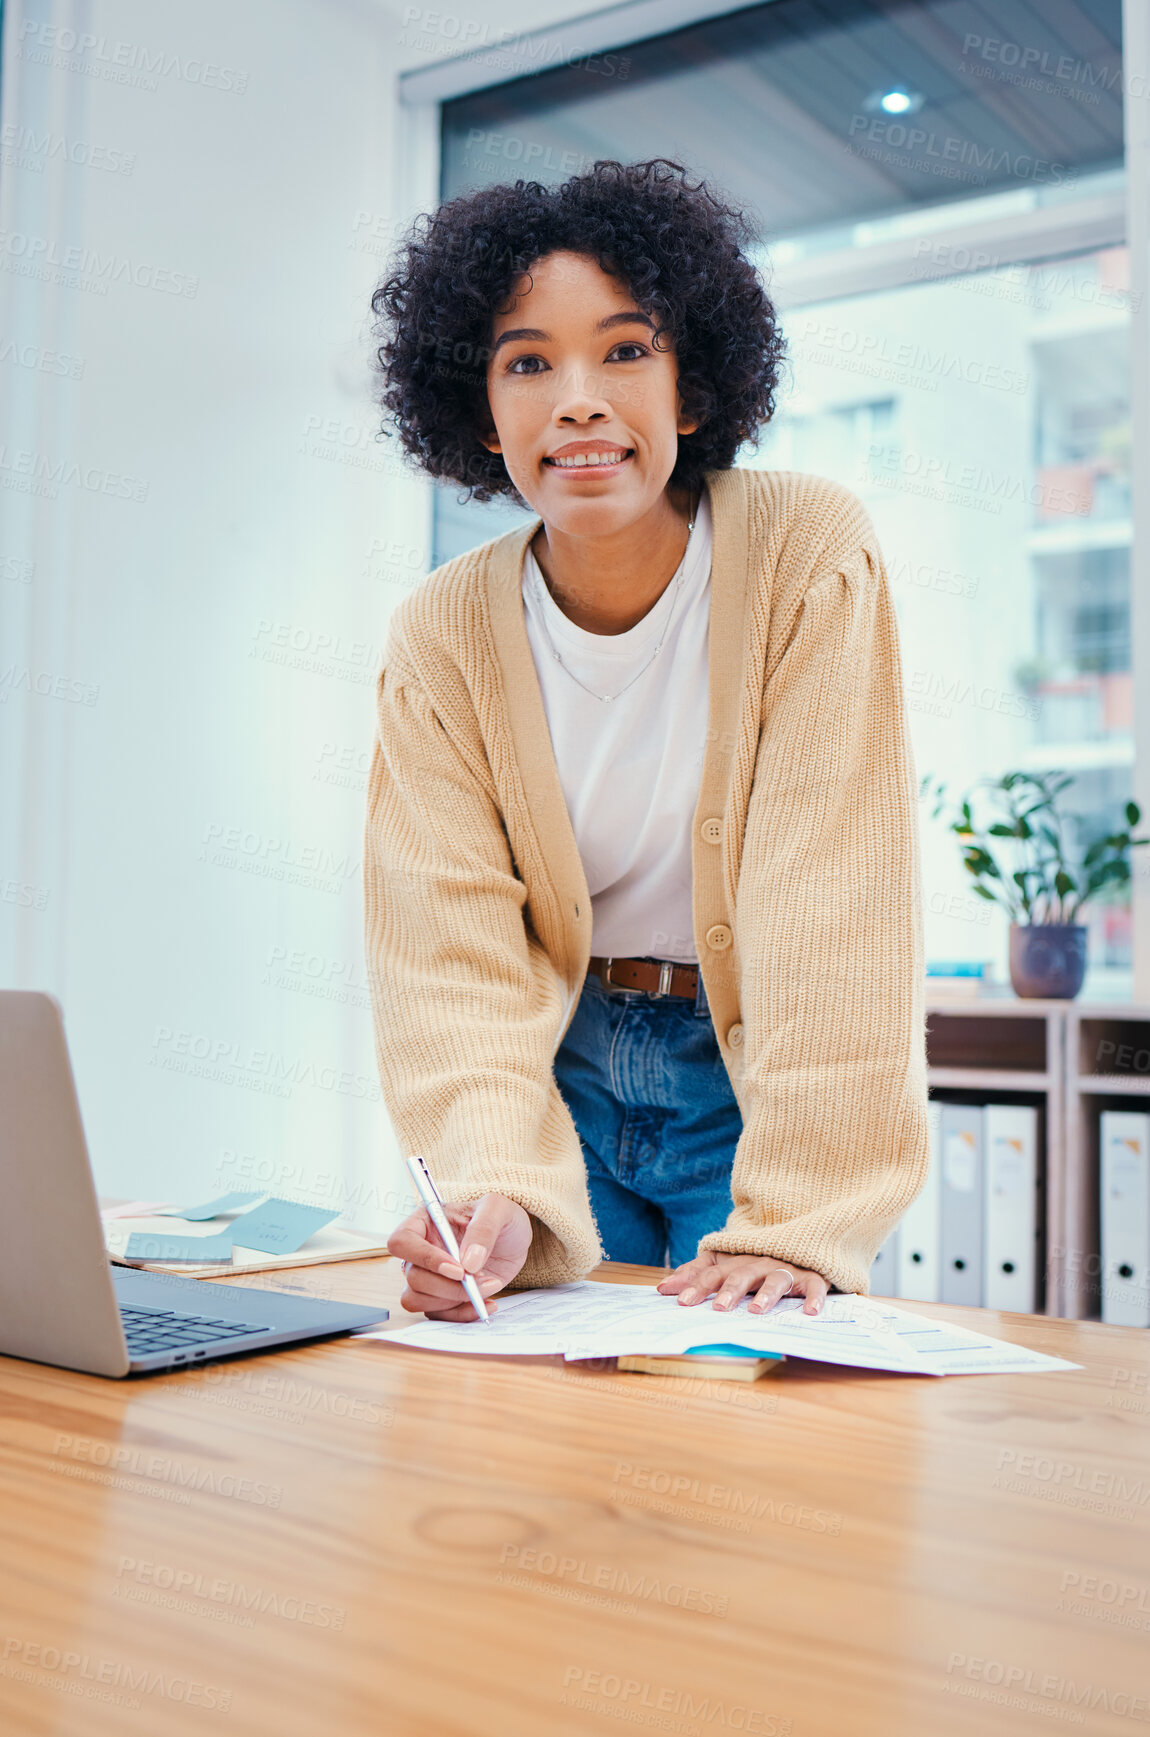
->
[1008, 924, 1087, 1000]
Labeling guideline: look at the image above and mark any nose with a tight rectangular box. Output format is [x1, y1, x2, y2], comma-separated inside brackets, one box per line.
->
[550, 364, 613, 428]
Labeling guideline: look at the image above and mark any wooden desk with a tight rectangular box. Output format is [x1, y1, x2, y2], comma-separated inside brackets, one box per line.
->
[1, 1259, 1148, 1736]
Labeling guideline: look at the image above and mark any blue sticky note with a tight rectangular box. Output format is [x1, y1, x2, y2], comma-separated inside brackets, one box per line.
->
[125, 1230, 236, 1262]
[230, 1198, 339, 1256]
[684, 1344, 785, 1361]
[157, 1192, 265, 1221]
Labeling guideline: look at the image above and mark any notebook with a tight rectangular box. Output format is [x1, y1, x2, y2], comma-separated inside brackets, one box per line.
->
[103, 1211, 391, 1277]
[618, 1343, 786, 1381]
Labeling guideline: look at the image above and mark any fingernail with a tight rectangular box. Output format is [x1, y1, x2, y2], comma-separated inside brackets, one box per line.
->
[463, 1244, 486, 1272]
[680, 1289, 696, 1304]
[480, 1275, 502, 1292]
[439, 1261, 463, 1279]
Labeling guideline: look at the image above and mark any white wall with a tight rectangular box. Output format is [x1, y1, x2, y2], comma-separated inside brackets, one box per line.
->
[0, 0, 585, 1223]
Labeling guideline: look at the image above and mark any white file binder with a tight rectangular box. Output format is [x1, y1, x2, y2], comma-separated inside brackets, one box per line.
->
[869, 1226, 900, 1297]
[1100, 1110, 1150, 1328]
[940, 1103, 984, 1307]
[983, 1103, 1039, 1313]
[898, 1098, 942, 1302]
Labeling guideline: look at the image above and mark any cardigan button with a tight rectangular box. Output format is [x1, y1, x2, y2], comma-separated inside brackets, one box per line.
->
[705, 923, 733, 951]
[700, 817, 722, 845]
[727, 1023, 744, 1049]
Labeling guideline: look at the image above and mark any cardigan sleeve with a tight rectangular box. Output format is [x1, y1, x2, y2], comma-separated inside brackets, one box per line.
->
[364, 636, 601, 1290]
[696, 532, 930, 1295]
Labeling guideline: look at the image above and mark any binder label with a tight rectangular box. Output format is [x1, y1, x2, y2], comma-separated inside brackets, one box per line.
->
[990, 1136, 1026, 1197]
[1107, 1136, 1146, 1200]
[944, 1131, 977, 1192]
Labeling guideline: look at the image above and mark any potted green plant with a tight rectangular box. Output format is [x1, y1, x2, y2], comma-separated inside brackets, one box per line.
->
[921, 770, 1150, 999]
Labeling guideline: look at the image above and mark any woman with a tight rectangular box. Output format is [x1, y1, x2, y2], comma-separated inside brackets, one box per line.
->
[367, 159, 928, 1322]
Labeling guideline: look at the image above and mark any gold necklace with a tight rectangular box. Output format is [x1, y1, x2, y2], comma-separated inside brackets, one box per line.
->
[531, 496, 698, 704]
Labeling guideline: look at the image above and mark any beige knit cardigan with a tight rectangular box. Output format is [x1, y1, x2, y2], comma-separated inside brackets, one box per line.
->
[364, 466, 929, 1294]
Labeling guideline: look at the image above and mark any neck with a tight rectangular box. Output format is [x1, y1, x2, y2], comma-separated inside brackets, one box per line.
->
[530, 485, 696, 635]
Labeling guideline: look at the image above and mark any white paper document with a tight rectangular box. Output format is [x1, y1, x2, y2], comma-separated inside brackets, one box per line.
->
[361, 1282, 1079, 1377]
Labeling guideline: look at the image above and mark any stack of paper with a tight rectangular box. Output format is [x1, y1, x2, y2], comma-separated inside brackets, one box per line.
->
[102, 1191, 391, 1276]
[361, 1282, 1079, 1377]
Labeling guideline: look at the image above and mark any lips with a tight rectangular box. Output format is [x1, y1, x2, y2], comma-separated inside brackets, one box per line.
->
[543, 447, 633, 470]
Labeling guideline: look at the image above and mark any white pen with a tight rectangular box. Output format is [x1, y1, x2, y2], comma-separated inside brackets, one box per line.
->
[404, 1154, 492, 1325]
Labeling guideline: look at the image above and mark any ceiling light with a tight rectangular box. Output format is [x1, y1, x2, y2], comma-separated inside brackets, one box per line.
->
[878, 87, 922, 115]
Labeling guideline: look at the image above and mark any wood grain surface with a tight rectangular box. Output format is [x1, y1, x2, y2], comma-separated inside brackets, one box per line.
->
[1, 1258, 1148, 1736]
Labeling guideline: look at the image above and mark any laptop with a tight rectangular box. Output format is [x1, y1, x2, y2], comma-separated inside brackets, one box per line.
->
[0, 990, 388, 1376]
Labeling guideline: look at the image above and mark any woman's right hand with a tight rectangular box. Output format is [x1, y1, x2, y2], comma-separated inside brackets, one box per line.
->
[386, 1191, 532, 1320]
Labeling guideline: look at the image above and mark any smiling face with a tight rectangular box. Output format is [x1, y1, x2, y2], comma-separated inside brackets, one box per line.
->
[478, 251, 698, 537]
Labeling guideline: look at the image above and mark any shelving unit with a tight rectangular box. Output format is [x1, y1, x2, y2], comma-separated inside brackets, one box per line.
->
[922, 998, 1150, 1321]
[1063, 1003, 1150, 1321]
[926, 1000, 1064, 1315]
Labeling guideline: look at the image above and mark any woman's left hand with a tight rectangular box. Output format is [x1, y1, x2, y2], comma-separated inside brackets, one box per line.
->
[656, 1251, 828, 1316]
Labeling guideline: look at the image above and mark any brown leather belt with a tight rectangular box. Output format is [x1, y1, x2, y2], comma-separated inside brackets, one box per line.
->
[588, 955, 699, 1000]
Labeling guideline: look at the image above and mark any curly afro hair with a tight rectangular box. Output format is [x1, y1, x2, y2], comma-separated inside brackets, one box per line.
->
[371, 158, 785, 503]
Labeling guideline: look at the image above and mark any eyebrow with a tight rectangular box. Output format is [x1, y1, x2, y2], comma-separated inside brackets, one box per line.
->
[490, 310, 655, 355]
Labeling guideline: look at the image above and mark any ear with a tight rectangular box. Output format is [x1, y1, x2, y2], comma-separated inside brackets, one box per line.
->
[476, 400, 502, 454]
[676, 388, 700, 438]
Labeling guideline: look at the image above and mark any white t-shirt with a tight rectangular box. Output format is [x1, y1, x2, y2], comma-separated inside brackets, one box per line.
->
[521, 493, 712, 965]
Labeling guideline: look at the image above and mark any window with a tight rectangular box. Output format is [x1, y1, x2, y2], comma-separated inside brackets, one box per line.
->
[751, 242, 1134, 991]
[422, 0, 1134, 993]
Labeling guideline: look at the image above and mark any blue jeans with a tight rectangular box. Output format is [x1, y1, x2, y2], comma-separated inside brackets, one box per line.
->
[552, 967, 743, 1267]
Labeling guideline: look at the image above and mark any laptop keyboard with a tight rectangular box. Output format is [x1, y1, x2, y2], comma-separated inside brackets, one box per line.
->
[120, 1304, 272, 1357]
